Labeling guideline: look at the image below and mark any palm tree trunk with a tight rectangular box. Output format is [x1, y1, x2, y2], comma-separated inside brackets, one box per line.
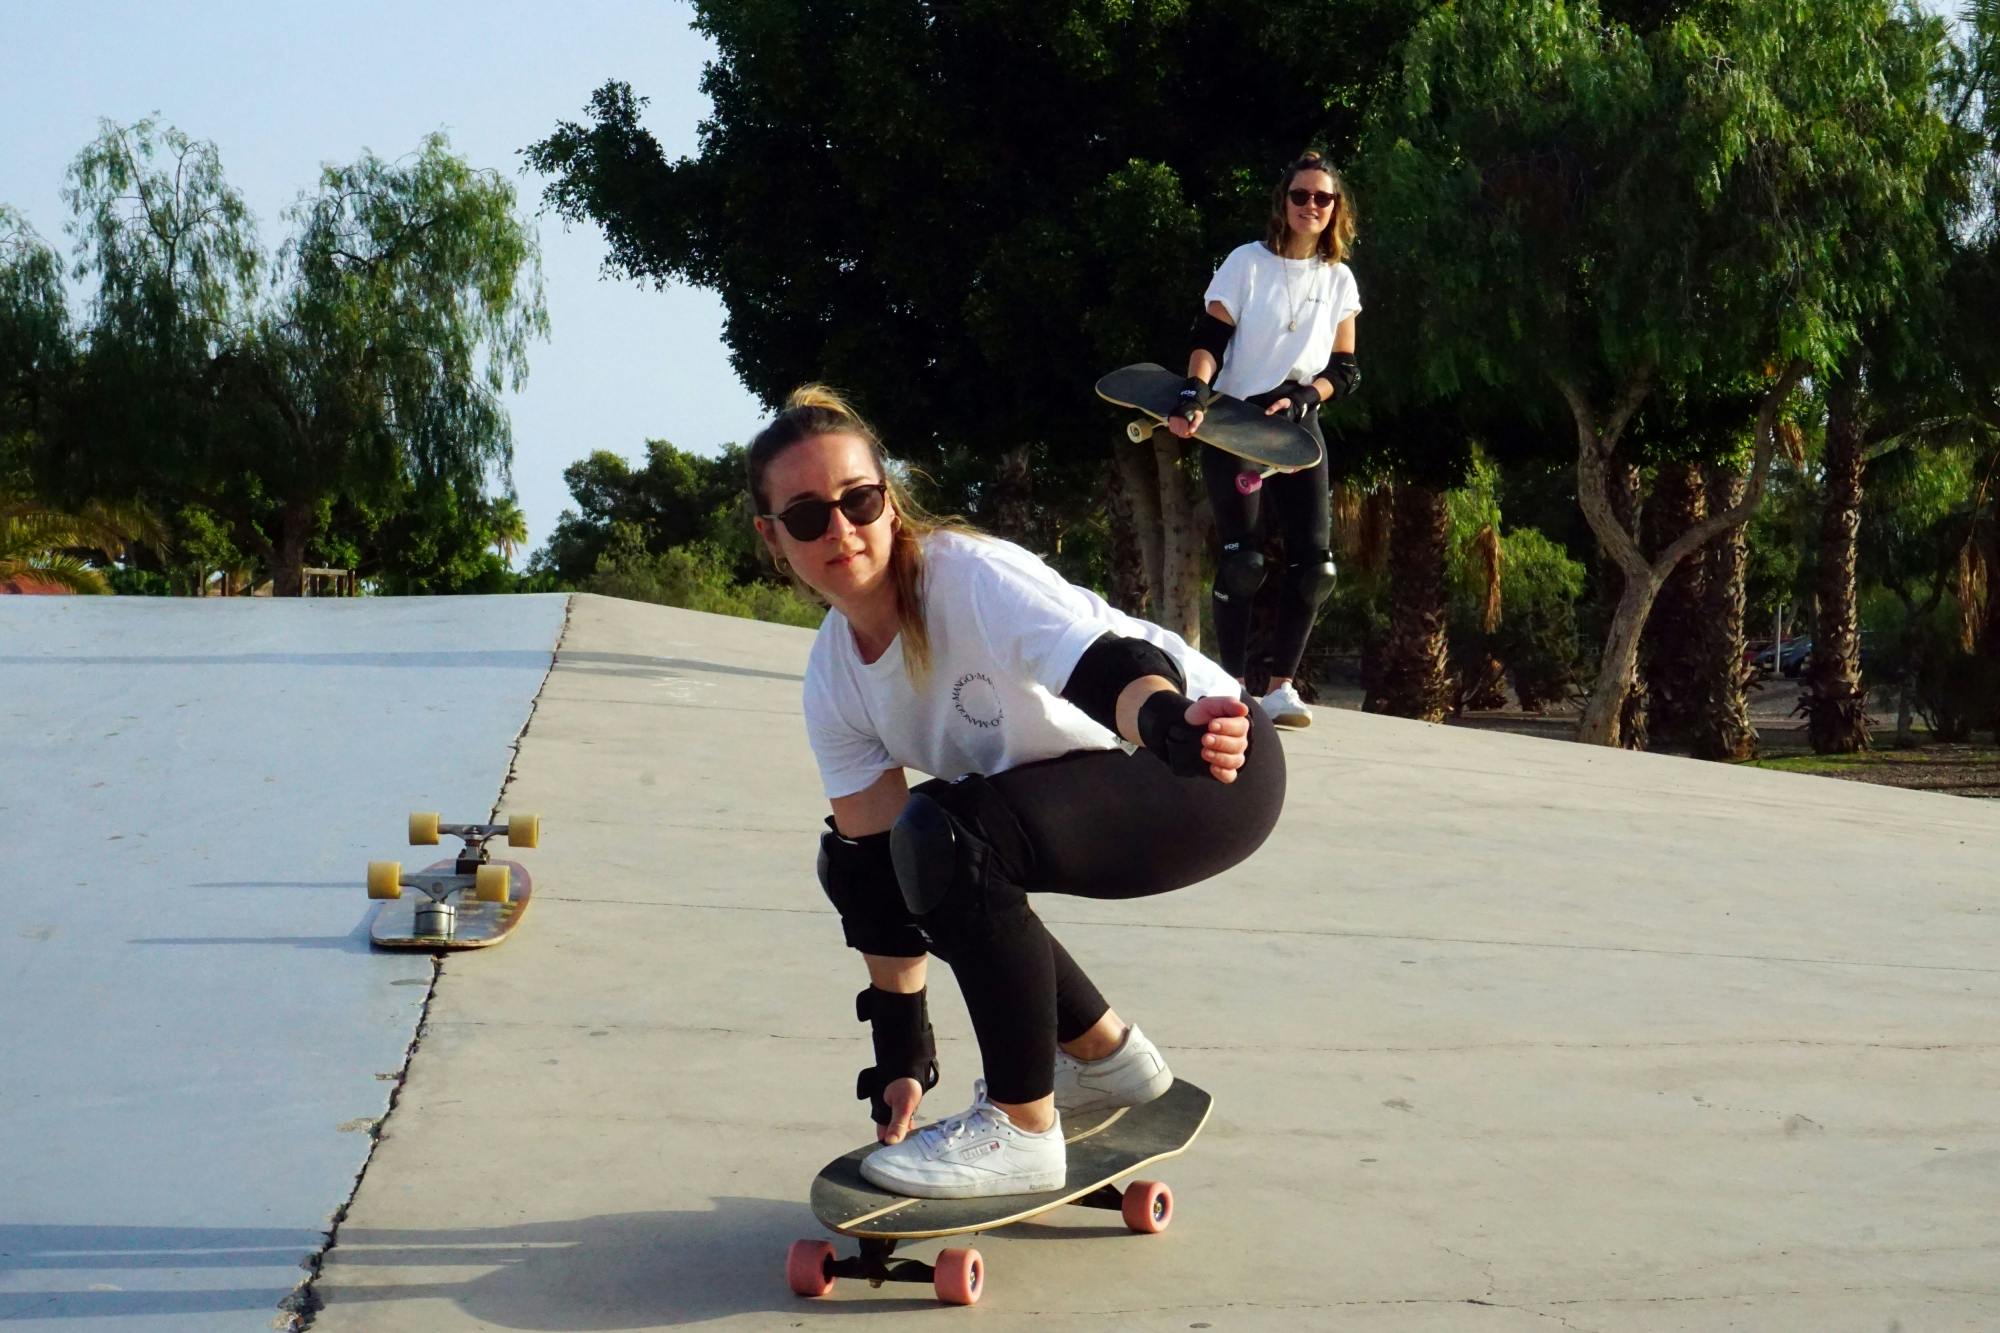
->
[1102, 451, 1151, 616]
[990, 445, 1035, 543]
[1688, 464, 1757, 760]
[273, 507, 310, 596]
[1641, 462, 1708, 750]
[1803, 359, 1871, 753]
[1151, 433, 1203, 647]
[1367, 479, 1450, 721]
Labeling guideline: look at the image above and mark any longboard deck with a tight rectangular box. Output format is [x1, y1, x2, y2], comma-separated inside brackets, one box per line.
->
[810, 1079, 1211, 1241]
[1096, 363, 1323, 472]
[369, 857, 534, 950]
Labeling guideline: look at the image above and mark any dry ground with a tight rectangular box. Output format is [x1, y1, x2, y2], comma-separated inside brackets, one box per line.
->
[1312, 681, 2000, 799]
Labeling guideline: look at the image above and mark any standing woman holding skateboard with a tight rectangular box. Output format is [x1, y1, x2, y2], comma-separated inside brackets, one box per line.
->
[1171, 151, 1362, 727]
[751, 385, 1286, 1199]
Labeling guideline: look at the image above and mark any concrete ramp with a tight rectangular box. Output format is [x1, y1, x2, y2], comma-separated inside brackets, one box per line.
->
[5, 591, 1995, 1330]
[300, 594, 1996, 1331]
[0, 594, 567, 1329]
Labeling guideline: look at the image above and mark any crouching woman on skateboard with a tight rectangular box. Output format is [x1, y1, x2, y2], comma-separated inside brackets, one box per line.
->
[751, 385, 1286, 1200]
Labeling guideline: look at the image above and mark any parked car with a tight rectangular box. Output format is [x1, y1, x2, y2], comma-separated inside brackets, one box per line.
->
[1751, 636, 1813, 677]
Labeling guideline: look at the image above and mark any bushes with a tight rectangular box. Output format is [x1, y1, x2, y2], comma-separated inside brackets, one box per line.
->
[585, 523, 822, 628]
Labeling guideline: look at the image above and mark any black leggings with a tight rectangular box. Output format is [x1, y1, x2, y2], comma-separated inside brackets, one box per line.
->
[1202, 414, 1332, 680]
[919, 700, 1286, 1104]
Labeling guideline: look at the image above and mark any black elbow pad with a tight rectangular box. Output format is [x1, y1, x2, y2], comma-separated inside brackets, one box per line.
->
[1322, 351, 1360, 399]
[1061, 632, 1187, 734]
[1190, 310, 1234, 363]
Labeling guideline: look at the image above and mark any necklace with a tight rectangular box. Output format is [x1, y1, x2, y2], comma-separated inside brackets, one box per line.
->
[1281, 251, 1319, 333]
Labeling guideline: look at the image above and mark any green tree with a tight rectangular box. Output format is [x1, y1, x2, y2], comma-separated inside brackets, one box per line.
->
[1358, 0, 1957, 746]
[525, 0, 1418, 640]
[528, 440, 754, 586]
[40, 121, 546, 595]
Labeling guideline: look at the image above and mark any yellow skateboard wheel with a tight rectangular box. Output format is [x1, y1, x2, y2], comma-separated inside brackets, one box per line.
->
[367, 861, 403, 900]
[474, 864, 511, 904]
[409, 812, 441, 845]
[506, 812, 541, 849]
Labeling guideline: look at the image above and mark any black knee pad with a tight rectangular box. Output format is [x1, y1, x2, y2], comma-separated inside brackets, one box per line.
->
[889, 782, 1028, 936]
[1214, 542, 1268, 604]
[1284, 548, 1338, 610]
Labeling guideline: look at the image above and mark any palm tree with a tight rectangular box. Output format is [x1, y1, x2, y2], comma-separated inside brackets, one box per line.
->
[0, 486, 167, 593]
[489, 494, 528, 568]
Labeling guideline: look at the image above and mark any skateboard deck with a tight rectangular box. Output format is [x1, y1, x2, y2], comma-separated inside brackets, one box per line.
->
[1097, 362, 1323, 474]
[368, 857, 533, 949]
[790, 1078, 1211, 1305]
[366, 811, 540, 951]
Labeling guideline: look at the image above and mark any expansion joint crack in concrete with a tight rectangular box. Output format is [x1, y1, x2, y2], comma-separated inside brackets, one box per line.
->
[279, 954, 443, 1330]
[277, 599, 570, 1329]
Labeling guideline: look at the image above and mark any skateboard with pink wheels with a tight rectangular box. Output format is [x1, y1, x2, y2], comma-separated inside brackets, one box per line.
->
[788, 1078, 1210, 1306]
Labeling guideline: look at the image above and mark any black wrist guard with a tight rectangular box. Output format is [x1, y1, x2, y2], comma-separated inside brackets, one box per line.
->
[1277, 380, 1322, 422]
[1170, 376, 1209, 423]
[855, 986, 940, 1126]
[1135, 690, 1209, 777]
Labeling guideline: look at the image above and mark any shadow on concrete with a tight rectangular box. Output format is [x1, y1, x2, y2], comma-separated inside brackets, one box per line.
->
[555, 651, 804, 685]
[0, 1223, 323, 1323]
[0, 650, 559, 670]
[132, 912, 373, 953]
[0, 1203, 954, 1326]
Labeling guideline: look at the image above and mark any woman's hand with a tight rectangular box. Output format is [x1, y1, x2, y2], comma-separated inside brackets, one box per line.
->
[1167, 408, 1204, 438]
[877, 1076, 926, 1144]
[1185, 695, 1251, 783]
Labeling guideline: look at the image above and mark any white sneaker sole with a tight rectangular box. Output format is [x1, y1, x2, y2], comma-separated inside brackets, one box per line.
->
[859, 1156, 1067, 1199]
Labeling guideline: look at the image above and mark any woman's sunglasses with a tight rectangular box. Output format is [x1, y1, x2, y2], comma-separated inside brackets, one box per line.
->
[764, 483, 889, 542]
[1288, 188, 1339, 208]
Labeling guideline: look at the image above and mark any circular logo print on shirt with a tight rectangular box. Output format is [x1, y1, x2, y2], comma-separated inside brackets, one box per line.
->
[952, 672, 1004, 729]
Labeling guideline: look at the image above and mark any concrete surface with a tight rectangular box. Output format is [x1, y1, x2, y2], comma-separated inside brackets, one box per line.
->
[0, 594, 567, 1329]
[296, 594, 2000, 1331]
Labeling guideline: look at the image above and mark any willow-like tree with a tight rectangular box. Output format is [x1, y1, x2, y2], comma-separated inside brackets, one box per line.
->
[48, 120, 545, 594]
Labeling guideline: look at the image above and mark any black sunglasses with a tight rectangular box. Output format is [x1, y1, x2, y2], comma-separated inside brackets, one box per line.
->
[764, 483, 889, 541]
[1288, 188, 1339, 208]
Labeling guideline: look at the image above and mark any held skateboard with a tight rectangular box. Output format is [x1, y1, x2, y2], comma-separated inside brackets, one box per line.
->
[1096, 362, 1323, 489]
[366, 811, 540, 949]
[788, 1078, 1212, 1306]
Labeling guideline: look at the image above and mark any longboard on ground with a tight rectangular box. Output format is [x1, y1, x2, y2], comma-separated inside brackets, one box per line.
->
[366, 811, 540, 950]
[788, 1078, 1212, 1306]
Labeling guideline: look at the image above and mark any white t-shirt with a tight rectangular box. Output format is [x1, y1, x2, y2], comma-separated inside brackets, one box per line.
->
[1203, 242, 1362, 402]
[802, 530, 1240, 799]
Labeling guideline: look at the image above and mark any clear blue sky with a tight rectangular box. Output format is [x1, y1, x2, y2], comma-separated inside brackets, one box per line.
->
[0, 0, 766, 566]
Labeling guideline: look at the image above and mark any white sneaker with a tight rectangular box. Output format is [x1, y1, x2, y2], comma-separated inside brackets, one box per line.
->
[859, 1080, 1066, 1199]
[1053, 1024, 1174, 1116]
[1261, 680, 1312, 728]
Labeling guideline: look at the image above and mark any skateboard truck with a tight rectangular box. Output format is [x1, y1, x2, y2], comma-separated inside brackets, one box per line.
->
[1125, 417, 1279, 493]
[790, 1180, 1173, 1305]
[366, 812, 541, 942]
